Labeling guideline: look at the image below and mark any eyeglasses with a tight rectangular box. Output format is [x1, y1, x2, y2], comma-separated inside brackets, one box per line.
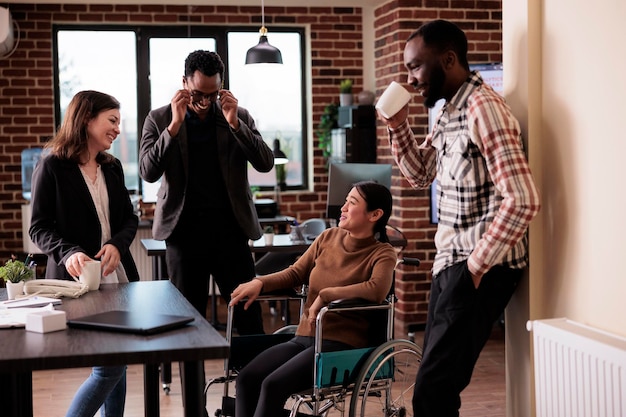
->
[187, 79, 224, 104]
[190, 90, 219, 104]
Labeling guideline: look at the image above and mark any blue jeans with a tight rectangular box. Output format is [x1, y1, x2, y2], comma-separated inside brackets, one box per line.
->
[65, 365, 127, 417]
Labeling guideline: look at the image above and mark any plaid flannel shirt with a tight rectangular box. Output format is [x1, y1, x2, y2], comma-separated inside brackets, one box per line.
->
[390, 71, 540, 277]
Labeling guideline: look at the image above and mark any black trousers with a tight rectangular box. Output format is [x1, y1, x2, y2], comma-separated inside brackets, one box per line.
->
[235, 336, 351, 417]
[165, 220, 264, 336]
[412, 261, 522, 417]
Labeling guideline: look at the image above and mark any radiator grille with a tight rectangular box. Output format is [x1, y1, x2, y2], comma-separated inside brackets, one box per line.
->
[528, 318, 626, 417]
[130, 228, 153, 281]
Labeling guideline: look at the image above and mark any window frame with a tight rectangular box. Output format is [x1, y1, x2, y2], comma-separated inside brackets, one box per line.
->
[52, 24, 308, 196]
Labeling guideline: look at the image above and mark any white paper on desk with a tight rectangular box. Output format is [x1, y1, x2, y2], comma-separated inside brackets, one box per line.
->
[0, 296, 62, 309]
[0, 304, 56, 328]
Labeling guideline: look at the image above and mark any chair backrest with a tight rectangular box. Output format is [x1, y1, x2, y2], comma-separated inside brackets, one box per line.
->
[300, 218, 327, 241]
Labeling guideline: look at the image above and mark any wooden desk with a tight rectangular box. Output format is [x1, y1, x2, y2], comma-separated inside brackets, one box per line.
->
[0, 280, 229, 417]
[258, 216, 296, 228]
[141, 228, 408, 275]
[141, 235, 312, 281]
[251, 234, 310, 253]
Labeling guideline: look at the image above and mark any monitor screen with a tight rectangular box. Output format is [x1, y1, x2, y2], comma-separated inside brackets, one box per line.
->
[326, 162, 392, 221]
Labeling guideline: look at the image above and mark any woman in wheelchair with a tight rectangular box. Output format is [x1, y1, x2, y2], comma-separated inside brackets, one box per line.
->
[229, 181, 397, 417]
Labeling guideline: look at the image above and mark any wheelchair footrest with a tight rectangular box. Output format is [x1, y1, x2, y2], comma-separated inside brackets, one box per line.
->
[217, 396, 235, 417]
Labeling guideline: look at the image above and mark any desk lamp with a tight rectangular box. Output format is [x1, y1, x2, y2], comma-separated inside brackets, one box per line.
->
[273, 138, 288, 210]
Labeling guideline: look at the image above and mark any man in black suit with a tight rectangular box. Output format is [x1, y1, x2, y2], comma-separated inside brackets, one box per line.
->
[140, 50, 273, 335]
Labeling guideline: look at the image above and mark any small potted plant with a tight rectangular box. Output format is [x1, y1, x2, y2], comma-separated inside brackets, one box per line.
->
[339, 79, 353, 106]
[1, 255, 35, 299]
[250, 185, 261, 201]
[263, 225, 275, 246]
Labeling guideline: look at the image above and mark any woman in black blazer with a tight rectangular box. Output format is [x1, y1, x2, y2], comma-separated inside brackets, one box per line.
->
[29, 90, 138, 417]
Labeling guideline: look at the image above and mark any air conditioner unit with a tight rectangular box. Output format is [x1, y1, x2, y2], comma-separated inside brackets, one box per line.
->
[0, 7, 15, 57]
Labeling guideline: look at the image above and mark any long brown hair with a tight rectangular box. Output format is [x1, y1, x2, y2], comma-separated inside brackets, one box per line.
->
[45, 90, 119, 165]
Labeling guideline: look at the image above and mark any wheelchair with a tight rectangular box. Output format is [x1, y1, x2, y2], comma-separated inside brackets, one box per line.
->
[205, 257, 422, 417]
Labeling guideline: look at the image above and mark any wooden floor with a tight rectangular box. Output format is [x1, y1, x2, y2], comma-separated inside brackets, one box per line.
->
[32, 300, 506, 417]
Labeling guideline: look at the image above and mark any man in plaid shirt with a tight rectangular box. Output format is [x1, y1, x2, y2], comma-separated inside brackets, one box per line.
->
[380, 20, 541, 416]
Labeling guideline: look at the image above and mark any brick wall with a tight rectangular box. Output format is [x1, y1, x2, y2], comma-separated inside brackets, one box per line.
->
[0, 1, 502, 331]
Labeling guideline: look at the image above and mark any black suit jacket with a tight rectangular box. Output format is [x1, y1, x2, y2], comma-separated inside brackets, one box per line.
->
[139, 103, 274, 241]
[29, 154, 139, 281]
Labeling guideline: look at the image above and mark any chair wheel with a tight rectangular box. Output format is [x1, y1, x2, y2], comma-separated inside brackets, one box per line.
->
[162, 383, 170, 395]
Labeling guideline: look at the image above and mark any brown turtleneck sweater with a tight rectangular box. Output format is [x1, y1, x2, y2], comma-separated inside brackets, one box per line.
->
[257, 227, 397, 348]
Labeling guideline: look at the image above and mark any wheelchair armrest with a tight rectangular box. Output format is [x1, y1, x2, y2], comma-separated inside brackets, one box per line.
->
[256, 287, 307, 302]
[400, 257, 421, 267]
[328, 298, 386, 310]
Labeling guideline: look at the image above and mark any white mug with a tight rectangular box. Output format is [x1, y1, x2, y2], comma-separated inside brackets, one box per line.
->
[79, 260, 101, 291]
[375, 81, 412, 118]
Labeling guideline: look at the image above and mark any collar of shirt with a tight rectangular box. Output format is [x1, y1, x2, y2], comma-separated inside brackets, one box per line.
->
[446, 70, 484, 113]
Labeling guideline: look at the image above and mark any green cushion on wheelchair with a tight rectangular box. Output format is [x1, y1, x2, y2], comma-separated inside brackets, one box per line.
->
[315, 347, 392, 388]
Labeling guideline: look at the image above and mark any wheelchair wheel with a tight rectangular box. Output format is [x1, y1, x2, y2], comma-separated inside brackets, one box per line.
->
[348, 339, 422, 417]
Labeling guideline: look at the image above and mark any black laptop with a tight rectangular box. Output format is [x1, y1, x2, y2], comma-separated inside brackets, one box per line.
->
[67, 310, 194, 335]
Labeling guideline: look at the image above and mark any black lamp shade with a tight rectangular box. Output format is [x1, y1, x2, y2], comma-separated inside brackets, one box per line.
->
[272, 138, 288, 164]
[245, 35, 283, 64]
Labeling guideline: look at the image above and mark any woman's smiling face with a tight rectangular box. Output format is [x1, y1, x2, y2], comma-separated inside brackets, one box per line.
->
[338, 187, 377, 236]
[87, 108, 120, 152]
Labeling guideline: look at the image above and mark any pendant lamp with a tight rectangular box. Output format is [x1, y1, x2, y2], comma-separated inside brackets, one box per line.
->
[245, 0, 283, 65]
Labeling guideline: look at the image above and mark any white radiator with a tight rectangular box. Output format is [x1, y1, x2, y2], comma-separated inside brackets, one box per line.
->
[129, 227, 153, 281]
[527, 318, 626, 417]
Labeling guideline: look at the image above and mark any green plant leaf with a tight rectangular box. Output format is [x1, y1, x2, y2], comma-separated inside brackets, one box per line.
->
[0, 259, 34, 283]
[316, 103, 339, 161]
[339, 79, 353, 93]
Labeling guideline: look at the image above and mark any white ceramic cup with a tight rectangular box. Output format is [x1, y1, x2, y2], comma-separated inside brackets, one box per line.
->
[375, 81, 412, 118]
[79, 260, 101, 291]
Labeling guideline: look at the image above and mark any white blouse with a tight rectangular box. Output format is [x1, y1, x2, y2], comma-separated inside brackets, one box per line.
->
[79, 164, 129, 284]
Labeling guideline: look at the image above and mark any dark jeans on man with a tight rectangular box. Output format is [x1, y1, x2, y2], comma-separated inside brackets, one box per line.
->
[412, 261, 522, 417]
[165, 217, 264, 336]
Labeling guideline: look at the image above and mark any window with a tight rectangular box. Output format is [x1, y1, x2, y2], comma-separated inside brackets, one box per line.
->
[56, 29, 138, 190]
[54, 25, 307, 201]
[227, 32, 304, 189]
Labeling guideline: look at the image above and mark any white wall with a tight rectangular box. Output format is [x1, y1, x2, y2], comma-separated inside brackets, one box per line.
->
[537, 0, 626, 333]
[505, 0, 626, 415]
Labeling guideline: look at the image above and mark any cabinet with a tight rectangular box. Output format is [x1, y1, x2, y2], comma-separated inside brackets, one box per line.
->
[330, 105, 377, 164]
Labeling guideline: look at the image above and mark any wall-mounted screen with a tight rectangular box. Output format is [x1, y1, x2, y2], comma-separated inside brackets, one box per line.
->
[326, 162, 392, 221]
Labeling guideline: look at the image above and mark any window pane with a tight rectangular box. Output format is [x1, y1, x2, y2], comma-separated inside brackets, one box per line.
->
[142, 38, 216, 203]
[227, 32, 303, 188]
[57, 30, 138, 191]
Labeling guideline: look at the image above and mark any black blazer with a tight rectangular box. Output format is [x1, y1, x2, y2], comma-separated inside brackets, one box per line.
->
[139, 103, 274, 241]
[29, 154, 139, 281]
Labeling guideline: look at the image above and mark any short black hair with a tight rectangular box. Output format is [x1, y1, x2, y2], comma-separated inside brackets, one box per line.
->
[184, 50, 225, 80]
[408, 19, 469, 70]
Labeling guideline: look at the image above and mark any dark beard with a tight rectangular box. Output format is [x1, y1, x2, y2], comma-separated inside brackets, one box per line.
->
[424, 64, 446, 109]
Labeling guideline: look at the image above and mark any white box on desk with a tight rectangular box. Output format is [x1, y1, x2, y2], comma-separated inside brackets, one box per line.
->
[26, 309, 67, 333]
